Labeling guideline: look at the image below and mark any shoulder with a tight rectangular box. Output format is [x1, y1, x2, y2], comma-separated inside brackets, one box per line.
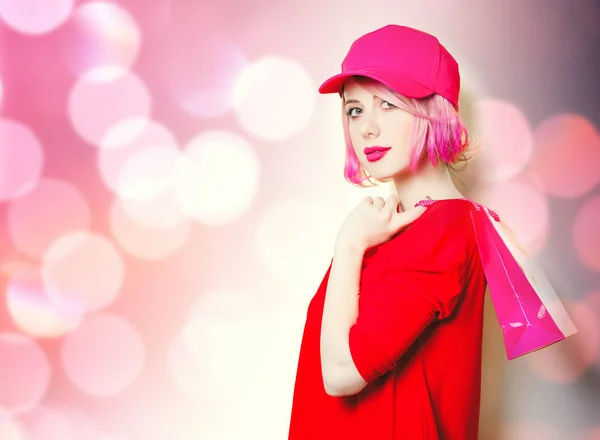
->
[409, 198, 476, 240]
[384, 199, 478, 266]
[419, 197, 475, 221]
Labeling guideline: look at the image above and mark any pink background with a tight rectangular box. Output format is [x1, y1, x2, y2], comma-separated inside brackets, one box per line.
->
[0, 0, 599, 438]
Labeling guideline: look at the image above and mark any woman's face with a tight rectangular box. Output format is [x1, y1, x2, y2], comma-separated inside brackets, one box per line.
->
[343, 79, 414, 180]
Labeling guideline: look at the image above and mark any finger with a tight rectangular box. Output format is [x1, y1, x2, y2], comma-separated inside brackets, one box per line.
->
[361, 196, 374, 205]
[372, 196, 385, 210]
[384, 195, 400, 215]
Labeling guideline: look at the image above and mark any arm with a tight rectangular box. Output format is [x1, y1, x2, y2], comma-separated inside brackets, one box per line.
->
[320, 201, 470, 396]
[347, 263, 462, 383]
[319, 197, 469, 396]
[320, 240, 368, 397]
[321, 245, 462, 397]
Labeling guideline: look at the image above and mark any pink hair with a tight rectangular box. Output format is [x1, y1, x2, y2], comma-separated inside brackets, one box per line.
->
[341, 77, 469, 187]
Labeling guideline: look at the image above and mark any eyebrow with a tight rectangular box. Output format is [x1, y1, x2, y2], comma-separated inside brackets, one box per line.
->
[343, 98, 361, 105]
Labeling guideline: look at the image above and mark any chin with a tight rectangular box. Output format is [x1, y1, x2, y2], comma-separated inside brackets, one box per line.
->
[365, 164, 411, 181]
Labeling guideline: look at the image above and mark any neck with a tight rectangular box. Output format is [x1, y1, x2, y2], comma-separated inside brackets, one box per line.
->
[391, 161, 464, 210]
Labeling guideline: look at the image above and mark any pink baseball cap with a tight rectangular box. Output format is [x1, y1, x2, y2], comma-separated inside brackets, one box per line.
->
[318, 25, 461, 110]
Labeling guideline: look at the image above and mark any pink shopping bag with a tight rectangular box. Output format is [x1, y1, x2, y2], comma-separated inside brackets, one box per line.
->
[469, 203, 577, 360]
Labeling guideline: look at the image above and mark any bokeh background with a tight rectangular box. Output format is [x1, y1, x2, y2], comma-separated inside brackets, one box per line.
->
[0, 0, 599, 439]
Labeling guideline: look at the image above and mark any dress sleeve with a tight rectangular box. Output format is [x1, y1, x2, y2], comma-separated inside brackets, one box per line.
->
[348, 202, 474, 383]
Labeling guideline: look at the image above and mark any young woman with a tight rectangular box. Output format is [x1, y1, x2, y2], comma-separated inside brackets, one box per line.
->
[289, 25, 487, 439]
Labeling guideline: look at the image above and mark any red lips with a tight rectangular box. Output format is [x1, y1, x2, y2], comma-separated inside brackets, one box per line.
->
[364, 146, 391, 163]
[364, 146, 391, 155]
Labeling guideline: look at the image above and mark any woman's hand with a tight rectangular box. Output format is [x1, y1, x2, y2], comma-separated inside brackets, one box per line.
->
[336, 195, 426, 252]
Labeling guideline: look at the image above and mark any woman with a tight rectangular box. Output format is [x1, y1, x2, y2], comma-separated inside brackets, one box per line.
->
[288, 25, 487, 439]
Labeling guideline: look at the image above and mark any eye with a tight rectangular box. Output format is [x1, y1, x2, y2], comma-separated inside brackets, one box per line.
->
[345, 107, 362, 117]
[381, 100, 396, 109]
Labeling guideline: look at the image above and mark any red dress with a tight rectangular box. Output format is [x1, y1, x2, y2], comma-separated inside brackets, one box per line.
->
[288, 199, 487, 439]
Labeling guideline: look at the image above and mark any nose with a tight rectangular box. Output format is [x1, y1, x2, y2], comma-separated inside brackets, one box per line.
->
[360, 112, 381, 138]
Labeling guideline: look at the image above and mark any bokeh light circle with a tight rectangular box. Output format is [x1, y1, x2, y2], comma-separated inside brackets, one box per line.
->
[0, 0, 74, 35]
[61, 1, 141, 78]
[0, 119, 44, 201]
[61, 314, 145, 396]
[179, 289, 272, 402]
[42, 232, 125, 313]
[526, 299, 599, 382]
[573, 195, 600, 272]
[98, 117, 150, 150]
[115, 144, 188, 229]
[475, 99, 534, 182]
[584, 427, 600, 440]
[167, 37, 247, 118]
[473, 179, 549, 255]
[7, 179, 91, 259]
[233, 57, 316, 140]
[23, 407, 75, 440]
[7, 265, 82, 338]
[166, 334, 204, 400]
[109, 200, 191, 260]
[115, 144, 175, 200]
[98, 118, 178, 193]
[0, 419, 24, 440]
[256, 198, 338, 297]
[169, 308, 295, 439]
[49, 409, 95, 439]
[528, 114, 600, 198]
[68, 69, 151, 146]
[117, 191, 186, 230]
[0, 333, 51, 415]
[175, 130, 260, 225]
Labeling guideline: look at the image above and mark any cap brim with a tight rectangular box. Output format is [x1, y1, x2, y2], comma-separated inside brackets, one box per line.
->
[318, 69, 434, 100]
